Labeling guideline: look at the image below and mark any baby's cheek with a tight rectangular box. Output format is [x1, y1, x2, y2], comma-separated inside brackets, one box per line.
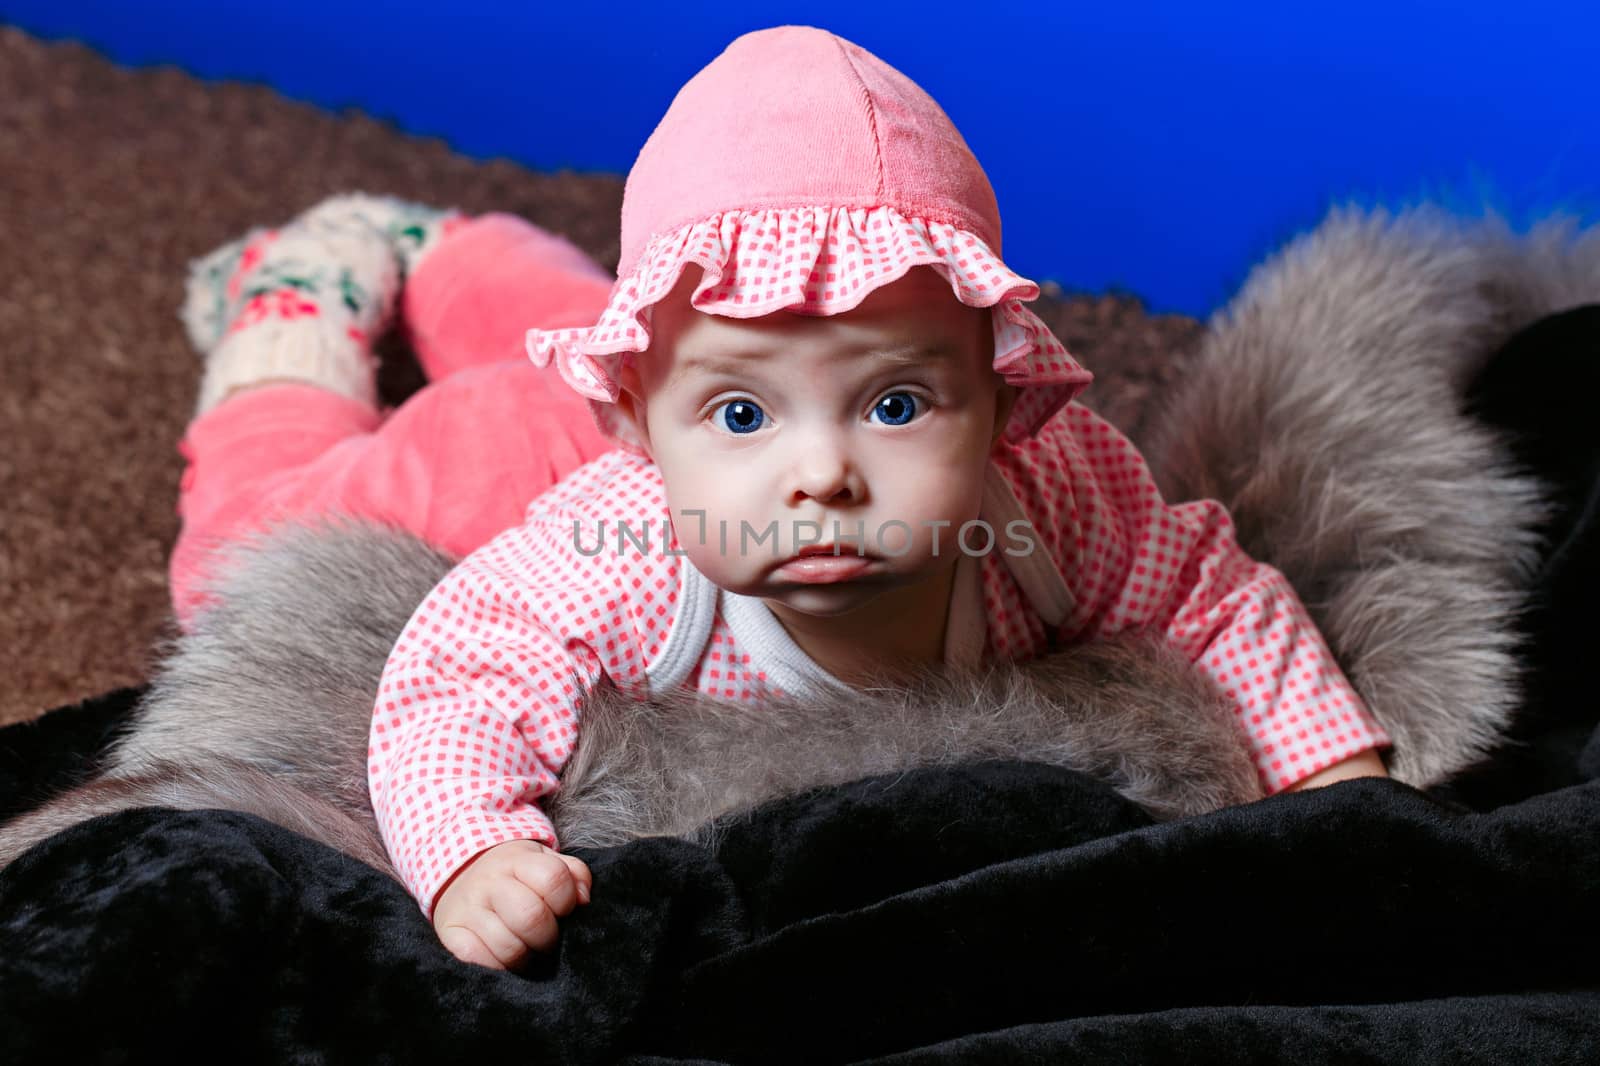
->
[884, 471, 984, 534]
[678, 527, 773, 595]
[662, 498, 760, 580]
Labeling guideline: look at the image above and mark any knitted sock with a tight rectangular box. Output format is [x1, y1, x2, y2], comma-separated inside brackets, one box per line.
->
[295, 192, 467, 280]
[180, 193, 466, 418]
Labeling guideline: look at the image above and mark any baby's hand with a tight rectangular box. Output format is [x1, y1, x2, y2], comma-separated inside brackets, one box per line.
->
[431, 839, 593, 971]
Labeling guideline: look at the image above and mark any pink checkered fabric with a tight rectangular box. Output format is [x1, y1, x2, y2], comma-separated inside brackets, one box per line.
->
[525, 26, 1093, 447]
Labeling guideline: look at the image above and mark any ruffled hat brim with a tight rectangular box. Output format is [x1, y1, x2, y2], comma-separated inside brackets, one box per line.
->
[527, 204, 1092, 447]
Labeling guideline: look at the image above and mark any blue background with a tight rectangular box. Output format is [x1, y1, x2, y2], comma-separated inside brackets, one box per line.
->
[5, 1, 1596, 317]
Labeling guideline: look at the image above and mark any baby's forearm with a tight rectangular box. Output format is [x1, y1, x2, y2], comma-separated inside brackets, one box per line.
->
[1283, 748, 1390, 792]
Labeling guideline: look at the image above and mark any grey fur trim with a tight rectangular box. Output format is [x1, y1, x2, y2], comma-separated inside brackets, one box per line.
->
[0, 517, 1259, 870]
[1139, 204, 1598, 786]
[549, 624, 1263, 849]
[0, 514, 448, 873]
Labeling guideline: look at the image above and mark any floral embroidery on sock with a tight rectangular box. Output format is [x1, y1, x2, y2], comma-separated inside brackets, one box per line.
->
[337, 268, 367, 315]
[224, 288, 322, 337]
[391, 210, 468, 277]
[226, 231, 280, 302]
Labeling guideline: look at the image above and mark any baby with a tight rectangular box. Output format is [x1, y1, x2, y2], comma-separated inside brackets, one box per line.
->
[174, 26, 1392, 974]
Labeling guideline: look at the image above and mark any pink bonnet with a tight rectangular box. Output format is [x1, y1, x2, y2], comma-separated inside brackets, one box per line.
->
[526, 24, 1093, 450]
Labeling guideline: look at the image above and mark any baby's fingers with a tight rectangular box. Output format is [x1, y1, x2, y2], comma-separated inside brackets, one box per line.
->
[437, 912, 526, 972]
[512, 853, 586, 917]
[558, 854, 594, 904]
[492, 878, 562, 954]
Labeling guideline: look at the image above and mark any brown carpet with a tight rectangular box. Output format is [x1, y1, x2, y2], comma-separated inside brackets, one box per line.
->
[0, 25, 1205, 728]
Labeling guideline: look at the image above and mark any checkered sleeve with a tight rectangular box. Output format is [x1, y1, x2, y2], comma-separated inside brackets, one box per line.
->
[1045, 404, 1394, 794]
[367, 516, 623, 920]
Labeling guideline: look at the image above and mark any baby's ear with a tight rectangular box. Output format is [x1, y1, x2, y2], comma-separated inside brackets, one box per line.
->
[609, 359, 654, 458]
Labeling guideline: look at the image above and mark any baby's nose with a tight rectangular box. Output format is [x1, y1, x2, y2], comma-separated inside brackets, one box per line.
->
[787, 438, 862, 505]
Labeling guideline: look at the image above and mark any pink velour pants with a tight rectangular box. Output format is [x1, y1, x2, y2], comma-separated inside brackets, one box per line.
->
[169, 213, 619, 634]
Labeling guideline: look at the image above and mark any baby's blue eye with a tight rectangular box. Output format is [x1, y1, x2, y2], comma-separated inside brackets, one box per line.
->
[871, 391, 921, 426]
[713, 399, 765, 434]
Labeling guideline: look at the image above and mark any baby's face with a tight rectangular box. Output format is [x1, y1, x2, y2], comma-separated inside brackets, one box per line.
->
[614, 265, 1016, 618]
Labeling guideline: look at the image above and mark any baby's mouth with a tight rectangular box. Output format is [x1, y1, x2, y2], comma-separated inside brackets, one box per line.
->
[769, 552, 880, 584]
[792, 543, 876, 560]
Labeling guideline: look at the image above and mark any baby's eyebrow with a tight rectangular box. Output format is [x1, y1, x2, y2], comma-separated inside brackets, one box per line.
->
[873, 342, 962, 367]
[668, 354, 747, 386]
[671, 341, 960, 387]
